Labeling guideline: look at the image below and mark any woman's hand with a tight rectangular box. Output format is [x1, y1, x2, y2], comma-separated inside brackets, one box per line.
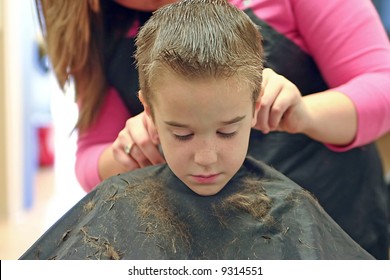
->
[111, 111, 165, 171]
[254, 68, 357, 146]
[254, 68, 309, 134]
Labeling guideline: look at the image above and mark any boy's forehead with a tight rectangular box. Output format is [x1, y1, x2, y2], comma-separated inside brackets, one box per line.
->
[151, 69, 248, 93]
[150, 72, 253, 113]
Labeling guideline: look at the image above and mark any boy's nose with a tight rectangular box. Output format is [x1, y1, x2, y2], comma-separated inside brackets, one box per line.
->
[194, 149, 217, 167]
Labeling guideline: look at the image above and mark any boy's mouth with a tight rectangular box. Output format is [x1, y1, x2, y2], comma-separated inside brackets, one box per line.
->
[191, 173, 221, 184]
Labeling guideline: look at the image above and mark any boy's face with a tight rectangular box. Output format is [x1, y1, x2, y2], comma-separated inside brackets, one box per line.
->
[144, 72, 260, 196]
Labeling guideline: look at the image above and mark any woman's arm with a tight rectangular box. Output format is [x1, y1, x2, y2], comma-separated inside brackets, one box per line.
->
[76, 88, 131, 192]
[76, 88, 164, 192]
[255, 0, 390, 149]
[293, 0, 390, 149]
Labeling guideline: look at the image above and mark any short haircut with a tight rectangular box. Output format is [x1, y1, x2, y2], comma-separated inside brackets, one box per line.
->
[135, 0, 264, 108]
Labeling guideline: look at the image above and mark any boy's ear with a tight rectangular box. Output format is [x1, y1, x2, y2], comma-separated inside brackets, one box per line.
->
[251, 100, 261, 127]
[138, 90, 146, 106]
[138, 90, 152, 117]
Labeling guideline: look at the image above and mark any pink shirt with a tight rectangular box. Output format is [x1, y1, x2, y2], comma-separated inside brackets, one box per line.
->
[76, 0, 390, 192]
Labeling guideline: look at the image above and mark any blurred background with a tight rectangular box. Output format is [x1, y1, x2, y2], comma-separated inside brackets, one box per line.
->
[0, 0, 85, 259]
[0, 0, 389, 259]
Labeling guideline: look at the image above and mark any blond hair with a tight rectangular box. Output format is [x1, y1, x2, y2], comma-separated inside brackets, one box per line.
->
[135, 0, 263, 109]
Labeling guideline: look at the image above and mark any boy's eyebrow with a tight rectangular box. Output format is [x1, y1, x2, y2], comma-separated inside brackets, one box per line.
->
[164, 115, 246, 127]
[221, 115, 246, 125]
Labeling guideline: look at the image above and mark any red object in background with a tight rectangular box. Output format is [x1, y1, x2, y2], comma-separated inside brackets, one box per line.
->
[38, 125, 54, 167]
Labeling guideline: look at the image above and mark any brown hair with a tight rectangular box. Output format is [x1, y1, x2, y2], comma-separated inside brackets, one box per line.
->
[35, 0, 104, 132]
[34, 0, 137, 132]
[135, 0, 263, 110]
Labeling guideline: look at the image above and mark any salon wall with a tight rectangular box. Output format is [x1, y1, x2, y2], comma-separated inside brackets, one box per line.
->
[0, 0, 84, 226]
[0, 0, 24, 221]
[0, 0, 6, 219]
[0, 0, 54, 221]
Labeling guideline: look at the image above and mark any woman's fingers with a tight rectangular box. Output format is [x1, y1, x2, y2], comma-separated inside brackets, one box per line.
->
[255, 68, 303, 134]
[256, 69, 284, 133]
[127, 112, 165, 166]
[112, 135, 141, 170]
[112, 111, 165, 171]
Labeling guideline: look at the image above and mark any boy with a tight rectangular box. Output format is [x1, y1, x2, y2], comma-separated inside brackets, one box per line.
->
[135, 0, 263, 197]
[20, 0, 373, 259]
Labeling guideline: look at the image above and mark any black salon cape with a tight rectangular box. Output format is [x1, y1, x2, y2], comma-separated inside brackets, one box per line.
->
[20, 157, 373, 260]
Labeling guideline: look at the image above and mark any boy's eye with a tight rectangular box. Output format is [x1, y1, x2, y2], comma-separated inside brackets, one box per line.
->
[173, 133, 193, 141]
[172, 130, 237, 141]
[217, 131, 237, 139]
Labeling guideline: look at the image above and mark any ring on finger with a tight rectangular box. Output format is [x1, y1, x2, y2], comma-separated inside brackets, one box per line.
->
[124, 143, 134, 155]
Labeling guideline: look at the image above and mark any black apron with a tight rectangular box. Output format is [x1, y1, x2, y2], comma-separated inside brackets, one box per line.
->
[19, 157, 373, 260]
[105, 9, 389, 259]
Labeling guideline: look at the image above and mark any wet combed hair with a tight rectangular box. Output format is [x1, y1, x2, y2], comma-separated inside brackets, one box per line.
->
[135, 0, 264, 109]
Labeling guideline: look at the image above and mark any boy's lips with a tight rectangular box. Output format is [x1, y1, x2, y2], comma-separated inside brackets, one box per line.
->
[191, 173, 221, 184]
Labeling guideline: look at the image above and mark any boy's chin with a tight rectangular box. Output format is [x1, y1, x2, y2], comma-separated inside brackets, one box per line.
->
[186, 184, 226, 196]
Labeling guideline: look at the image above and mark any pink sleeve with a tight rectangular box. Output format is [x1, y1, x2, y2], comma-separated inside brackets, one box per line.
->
[291, 0, 390, 151]
[75, 88, 131, 192]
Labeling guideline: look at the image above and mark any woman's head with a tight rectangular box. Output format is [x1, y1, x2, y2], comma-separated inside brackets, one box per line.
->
[136, 0, 264, 110]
